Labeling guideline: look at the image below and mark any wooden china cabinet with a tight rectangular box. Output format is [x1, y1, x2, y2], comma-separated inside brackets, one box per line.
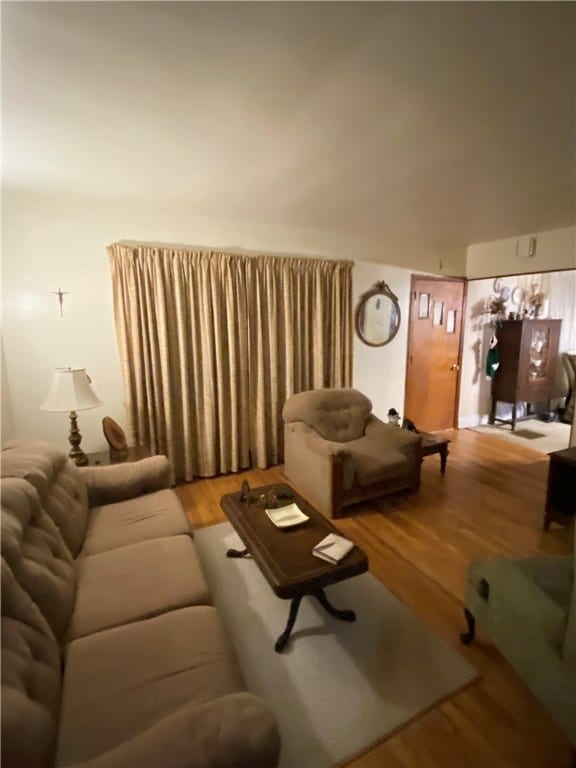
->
[489, 319, 562, 429]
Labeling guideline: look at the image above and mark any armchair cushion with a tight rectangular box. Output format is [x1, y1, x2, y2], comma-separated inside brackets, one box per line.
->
[282, 388, 372, 443]
[365, 415, 423, 456]
[343, 439, 412, 487]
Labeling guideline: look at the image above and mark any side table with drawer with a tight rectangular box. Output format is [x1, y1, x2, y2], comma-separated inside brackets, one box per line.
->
[419, 432, 450, 474]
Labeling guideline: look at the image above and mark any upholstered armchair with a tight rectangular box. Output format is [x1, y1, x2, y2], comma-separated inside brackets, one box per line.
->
[461, 540, 576, 746]
[282, 388, 422, 519]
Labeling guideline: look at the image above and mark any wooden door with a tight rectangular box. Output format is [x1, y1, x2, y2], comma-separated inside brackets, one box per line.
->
[404, 276, 466, 432]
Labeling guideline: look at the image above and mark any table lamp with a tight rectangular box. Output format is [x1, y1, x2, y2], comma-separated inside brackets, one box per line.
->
[40, 367, 103, 466]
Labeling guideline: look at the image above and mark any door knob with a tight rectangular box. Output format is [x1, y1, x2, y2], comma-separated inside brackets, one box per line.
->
[451, 364, 460, 371]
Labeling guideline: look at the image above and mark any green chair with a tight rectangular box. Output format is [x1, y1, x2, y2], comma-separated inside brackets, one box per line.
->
[461, 534, 576, 746]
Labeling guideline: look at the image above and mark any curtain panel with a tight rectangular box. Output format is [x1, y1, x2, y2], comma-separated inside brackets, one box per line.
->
[247, 255, 353, 467]
[108, 242, 352, 481]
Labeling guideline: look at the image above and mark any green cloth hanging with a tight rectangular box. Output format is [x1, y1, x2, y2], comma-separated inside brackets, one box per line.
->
[486, 346, 500, 378]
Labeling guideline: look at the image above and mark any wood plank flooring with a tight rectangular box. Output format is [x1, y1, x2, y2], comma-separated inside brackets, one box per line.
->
[175, 428, 573, 768]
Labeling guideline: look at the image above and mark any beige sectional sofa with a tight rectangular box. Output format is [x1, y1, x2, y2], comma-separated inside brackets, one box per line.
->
[1, 439, 280, 768]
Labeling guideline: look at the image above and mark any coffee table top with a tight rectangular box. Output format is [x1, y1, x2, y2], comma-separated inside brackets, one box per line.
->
[220, 483, 368, 599]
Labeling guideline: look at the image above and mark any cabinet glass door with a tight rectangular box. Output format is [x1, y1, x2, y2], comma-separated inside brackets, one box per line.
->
[528, 328, 549, 381]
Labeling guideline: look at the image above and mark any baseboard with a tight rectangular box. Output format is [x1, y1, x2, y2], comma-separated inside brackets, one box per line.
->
[458, 414, 490, 429]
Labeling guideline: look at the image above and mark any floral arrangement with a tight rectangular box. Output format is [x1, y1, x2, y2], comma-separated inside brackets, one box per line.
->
[528, 291, 545, 309]
[488, 296, 506, 316]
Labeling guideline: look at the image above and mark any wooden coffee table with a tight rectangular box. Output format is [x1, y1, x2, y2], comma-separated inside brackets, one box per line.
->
[220, 483, 368, 652]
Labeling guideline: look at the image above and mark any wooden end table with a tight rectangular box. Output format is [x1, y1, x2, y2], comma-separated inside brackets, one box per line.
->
[220, 483, 368, 653]
[420, 432, 450, 474]
[544, 447, 576, 530]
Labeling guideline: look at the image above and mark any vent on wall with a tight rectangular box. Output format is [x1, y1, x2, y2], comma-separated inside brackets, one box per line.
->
[516, 235, 537, 259]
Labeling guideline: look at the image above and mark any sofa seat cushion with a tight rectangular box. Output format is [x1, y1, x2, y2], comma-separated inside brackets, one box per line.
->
[56, 607, 245, 767]
[344, 439, 411, 488]
[80, 489, 190, 556]
[66, 535, 212, 641]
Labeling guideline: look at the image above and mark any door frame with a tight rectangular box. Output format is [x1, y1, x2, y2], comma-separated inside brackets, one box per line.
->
[404, 274, 468, 430]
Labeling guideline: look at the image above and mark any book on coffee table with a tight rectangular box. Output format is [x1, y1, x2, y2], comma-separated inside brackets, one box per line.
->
[312, 533, 354, 564]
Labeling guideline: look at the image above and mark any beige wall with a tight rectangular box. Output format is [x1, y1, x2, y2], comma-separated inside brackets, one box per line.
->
[353, 261, 412, 422]
[1, 336, 16, 443]
[2, 189, 415, 452]
[466, 225, 576, 279]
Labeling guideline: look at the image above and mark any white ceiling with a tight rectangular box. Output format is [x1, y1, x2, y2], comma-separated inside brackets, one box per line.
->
[2, 1, 575, 263]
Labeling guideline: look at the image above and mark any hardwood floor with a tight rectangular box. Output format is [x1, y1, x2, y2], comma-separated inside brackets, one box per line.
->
[176, 428, 573, 768]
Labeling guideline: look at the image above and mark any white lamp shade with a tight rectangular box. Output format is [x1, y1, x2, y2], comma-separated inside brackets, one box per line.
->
[40, 368, 103, 412]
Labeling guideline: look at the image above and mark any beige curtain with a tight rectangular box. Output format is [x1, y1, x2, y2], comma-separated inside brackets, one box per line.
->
[248, 256, 353, 467]
[108, 243, 352, 479]
[108, 243, 251, 481]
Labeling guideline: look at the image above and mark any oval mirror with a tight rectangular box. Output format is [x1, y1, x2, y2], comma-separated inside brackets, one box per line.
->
[355, 281, 401, 347]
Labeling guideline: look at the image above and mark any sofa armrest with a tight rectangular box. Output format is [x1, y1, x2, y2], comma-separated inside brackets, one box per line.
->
[64, 692, 280, 768]
[364, 416, 422, 456]
[78, 456, 171, 507]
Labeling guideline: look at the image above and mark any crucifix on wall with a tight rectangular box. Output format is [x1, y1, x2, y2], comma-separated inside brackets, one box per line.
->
[52, 287, 68, 317]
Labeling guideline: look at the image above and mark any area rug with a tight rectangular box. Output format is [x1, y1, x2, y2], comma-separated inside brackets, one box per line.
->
[468, 418, 571, 455]
[194, 523, 478, 768]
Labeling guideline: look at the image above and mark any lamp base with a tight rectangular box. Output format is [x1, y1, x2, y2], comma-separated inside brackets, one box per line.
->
[68, 410, 89, 466]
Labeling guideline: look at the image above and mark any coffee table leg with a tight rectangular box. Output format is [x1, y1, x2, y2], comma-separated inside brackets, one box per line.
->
[313, 589, 356, 622]
[275, 596, 303, 653]
[226, 547, 250, 558]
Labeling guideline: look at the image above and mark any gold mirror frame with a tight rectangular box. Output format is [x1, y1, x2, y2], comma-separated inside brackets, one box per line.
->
[355, 281, 401, 347]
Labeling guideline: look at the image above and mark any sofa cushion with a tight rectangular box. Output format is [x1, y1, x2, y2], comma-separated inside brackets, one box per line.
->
[2, 440, 88, 557]
[1, 558, 62, 768]
[66, 535, 212, 641]
[57, 606, 245, 766]
[282, 388, 372, 443]
[2, 478, 76, 639]
[78, 456, 171, 507]
[80, 489, 191, 556]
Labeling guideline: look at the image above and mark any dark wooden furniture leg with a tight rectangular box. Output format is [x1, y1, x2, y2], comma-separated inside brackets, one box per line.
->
[275, 589, 356, 653]
[275, 596, 303, 653]
[439, 445, 448, 474]
[226, 547, 250, 558]
[460, 608, 476, 645]
[313, 588, 356, 622]
[489, 382, 496, 425]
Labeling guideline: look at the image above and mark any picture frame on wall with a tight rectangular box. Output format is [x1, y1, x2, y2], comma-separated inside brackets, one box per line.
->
[418, 292, 429, 318]
[432, 301, 444, 326]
